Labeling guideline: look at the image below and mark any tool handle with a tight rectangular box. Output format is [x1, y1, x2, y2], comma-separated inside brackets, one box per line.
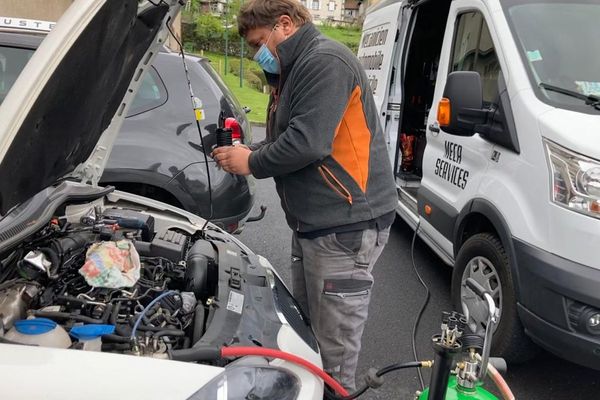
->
[114, 217, 145, 229]
[465, 278, 488, 299]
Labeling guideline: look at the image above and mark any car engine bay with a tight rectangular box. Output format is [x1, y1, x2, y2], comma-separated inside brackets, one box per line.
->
[0, 205, 217, 355]
[0, 188, 317, 361]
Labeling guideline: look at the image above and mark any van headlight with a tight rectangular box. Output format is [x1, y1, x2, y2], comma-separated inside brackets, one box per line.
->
[187, 365, 301, 400]
[545, 139, 600, 218]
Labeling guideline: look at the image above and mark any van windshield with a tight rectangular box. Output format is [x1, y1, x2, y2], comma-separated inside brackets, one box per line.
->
[503, 0, 600, 113]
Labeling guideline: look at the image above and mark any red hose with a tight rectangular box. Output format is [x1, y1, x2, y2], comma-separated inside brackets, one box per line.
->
[487, 363, 515, 400]
[220, 346, 350, 397]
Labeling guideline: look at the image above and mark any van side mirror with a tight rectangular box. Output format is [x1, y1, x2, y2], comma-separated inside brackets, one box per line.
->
[438, 71, 489, 136]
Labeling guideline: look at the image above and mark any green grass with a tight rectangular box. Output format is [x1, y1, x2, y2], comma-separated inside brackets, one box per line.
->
[201, 52, 269, 124]
[318, 25, 362, 52]
[222, 73, 268, 124]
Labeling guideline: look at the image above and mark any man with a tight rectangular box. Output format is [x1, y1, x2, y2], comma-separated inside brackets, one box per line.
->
[212, 0, 397, 391]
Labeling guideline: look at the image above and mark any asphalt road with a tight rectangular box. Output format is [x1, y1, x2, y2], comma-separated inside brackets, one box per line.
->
[239, 126, 600, 399]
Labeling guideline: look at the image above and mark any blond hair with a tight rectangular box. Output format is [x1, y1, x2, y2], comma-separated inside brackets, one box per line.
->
[238, 0, 312, 37]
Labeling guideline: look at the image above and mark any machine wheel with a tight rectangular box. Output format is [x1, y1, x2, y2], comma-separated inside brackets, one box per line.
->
[451, 233, 539, 363]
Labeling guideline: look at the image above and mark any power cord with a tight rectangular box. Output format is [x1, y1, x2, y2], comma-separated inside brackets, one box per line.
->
[410, 221, 430, 390]
[324, 361, 429, 400]
[164, 17, 214, 232]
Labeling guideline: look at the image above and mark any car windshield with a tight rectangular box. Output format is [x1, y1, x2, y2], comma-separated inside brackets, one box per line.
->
[503, 0, 600, 113]
[0, 45, 34, 104]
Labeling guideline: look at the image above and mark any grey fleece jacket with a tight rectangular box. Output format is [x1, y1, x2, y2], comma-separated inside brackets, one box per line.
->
[248, 23, 397, 233]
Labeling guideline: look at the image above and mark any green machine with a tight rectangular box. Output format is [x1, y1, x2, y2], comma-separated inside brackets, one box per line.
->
[415, 278, 510, 400]
[418, 377, 499, 400]
[325, 278, 512, 400]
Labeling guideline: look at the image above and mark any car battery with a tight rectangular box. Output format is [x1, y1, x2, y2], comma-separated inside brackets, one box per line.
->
[102, 208, 155, 242]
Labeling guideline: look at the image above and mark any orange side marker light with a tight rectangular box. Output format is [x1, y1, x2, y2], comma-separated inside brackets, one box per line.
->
[438, 98, 451, 127]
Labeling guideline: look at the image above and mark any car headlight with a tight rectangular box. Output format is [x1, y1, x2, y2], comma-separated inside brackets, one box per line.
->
[545, 139, 600, 218]
[187, 365, 301, 400]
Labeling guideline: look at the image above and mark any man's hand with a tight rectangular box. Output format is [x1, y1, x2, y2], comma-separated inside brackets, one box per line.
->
[212, 145, 252, 176]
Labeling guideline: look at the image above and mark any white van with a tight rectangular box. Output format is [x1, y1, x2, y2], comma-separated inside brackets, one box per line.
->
[358, 0, 600, 369]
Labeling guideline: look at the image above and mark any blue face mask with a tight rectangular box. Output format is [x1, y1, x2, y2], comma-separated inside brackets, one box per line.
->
[253, 27, 280, 75]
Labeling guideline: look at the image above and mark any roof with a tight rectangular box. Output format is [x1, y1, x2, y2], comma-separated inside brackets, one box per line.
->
[345, 0, 361, 10]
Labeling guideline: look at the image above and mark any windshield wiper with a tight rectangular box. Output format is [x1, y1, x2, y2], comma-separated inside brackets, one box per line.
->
[52, 176, 80, 185]
[539, 82, 600, 110]
[0, 201, 21, 223]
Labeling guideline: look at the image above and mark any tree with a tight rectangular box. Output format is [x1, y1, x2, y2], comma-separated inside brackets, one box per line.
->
[216, 0, 242, 21]
[194, 13, 224, 50]
[183, 0, 203, 21]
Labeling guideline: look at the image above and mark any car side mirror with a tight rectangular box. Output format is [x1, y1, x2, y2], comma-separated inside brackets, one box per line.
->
[438, 71, 488, 136]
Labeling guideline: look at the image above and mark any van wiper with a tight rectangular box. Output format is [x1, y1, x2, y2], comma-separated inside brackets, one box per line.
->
[539, 82, 600, 110]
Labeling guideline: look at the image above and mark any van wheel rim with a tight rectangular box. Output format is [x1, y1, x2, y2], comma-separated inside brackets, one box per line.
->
[460, 256, 502, 334]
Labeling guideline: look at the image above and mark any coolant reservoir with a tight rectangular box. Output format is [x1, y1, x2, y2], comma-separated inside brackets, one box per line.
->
[5, 318, 71, 348]
[70, 324, 115, 351]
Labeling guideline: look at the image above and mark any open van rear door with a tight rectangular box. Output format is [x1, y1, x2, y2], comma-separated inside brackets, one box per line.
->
[358, 0, 411, 167]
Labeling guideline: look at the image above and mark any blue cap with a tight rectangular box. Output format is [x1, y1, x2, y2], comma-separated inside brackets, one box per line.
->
[14, 318, 57, 335]
[70, 324, 115, 341]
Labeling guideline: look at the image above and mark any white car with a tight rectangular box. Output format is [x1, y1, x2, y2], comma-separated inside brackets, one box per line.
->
[0, 1, 323, 398]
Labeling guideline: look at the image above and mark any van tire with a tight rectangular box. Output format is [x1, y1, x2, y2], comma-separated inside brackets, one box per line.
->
[451, 233, 539, 363]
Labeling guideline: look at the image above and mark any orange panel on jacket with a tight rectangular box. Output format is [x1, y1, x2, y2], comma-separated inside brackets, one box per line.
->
[331, 85, 372, 193]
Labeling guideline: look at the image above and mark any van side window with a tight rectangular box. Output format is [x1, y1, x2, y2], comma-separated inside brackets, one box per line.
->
[451, 12, 501, 104]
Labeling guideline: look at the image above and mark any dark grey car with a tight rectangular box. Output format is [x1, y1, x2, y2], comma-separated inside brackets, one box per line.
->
[102, 50, 255, 232]
[0, 32, 255, 233]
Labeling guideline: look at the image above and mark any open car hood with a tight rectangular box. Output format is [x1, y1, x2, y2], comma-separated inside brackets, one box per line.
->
[0, 0, 183, 215]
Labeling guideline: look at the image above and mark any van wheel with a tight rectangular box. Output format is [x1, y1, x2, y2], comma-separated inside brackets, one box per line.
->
[451, 233, 539, 363]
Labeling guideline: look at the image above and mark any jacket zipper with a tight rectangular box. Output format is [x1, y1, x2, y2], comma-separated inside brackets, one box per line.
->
[266, 49, 282, 139]
[270, 92, 279, 114]
[272, 50, 283, 114]
[270, 52, 300, 230]
[266, 90, 278, 140]
[318, 165, 353, 205]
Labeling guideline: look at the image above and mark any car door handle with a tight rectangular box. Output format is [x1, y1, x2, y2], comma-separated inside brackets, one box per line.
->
[429, 123, 440, 133]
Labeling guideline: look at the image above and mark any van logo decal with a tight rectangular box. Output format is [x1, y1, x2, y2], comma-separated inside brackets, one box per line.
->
[434, 141, 469, 189]
[359, 27, 390, 95]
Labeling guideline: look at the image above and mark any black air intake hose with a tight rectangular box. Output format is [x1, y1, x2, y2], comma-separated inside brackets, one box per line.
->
[192, 303, 206, 344]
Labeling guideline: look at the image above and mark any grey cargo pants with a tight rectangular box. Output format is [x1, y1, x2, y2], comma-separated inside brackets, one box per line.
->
[291, 226, 391, 391]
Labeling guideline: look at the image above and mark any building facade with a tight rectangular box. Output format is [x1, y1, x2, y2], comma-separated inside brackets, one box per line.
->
[191, 0, 228, 15]
[0, 0, 74, 21]
[299, 0, 345, 24]
[343, 0, 360, 23]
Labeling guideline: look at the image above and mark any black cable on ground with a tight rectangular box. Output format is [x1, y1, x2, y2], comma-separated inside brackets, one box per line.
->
[376, 361, 423, 378]
[410, 221, 430, 390]
[324, 361, 424, 400]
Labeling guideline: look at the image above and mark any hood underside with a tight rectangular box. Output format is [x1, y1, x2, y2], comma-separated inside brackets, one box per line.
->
[0, 0, 174, 214]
